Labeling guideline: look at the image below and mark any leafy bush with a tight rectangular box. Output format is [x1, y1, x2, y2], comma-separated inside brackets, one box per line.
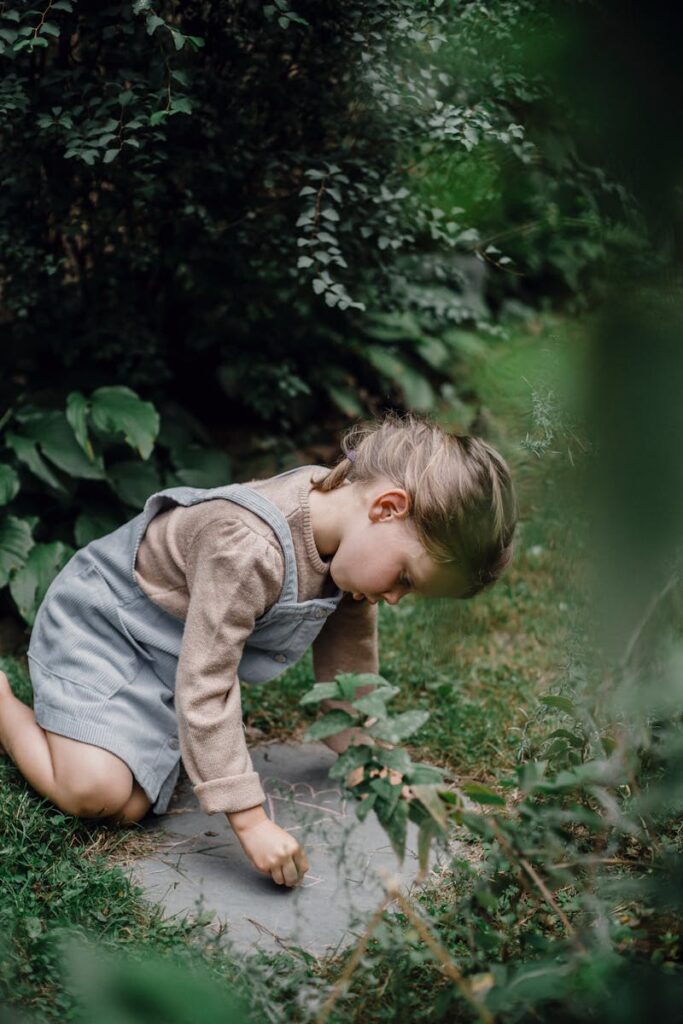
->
[0, 386, 230, 626]
[0, 0, 635, 431]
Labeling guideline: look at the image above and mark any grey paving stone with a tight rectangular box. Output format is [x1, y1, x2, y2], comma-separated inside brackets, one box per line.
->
[126, 741, 457, 960]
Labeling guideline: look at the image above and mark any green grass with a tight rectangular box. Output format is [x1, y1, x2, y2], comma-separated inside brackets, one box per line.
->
[0, 318, 590, 1022]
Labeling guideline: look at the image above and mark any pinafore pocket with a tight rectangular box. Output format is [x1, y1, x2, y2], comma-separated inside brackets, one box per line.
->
[28, 563, 142, 698]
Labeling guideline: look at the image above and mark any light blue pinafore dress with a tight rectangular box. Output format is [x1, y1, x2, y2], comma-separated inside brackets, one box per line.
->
[27, 466, 343, 814]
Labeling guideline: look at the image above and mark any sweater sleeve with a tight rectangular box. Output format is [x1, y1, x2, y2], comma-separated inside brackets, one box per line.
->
[175, 515, 284, 815]
[312, 592, 379, 682]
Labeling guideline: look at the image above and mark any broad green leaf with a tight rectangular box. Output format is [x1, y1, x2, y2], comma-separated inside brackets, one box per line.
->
[353, 686, 401, 718]
[9, 541, 73, 626]
[107, 460, 163, 509]
[328, 743, 375, 779]
[369, 709, 430, 744]
[540, 694, 577, 716]
[0, 515, 34, 587]
[90, 386, 160, 459]
[299, 681, 343, 706]
[407, 763, 447, 785]
[377, 795, 408, 861]
[365, 347, 435, 411]
[326, 384, 365, 418]
[411, 784, 449, 830]
[175, 447, 231, 488]
[66, 391, 95, 461]
[461, 782, 506, 806]
[417, 817, 444, 875]
[442, 329, 486, 360]
[370, 774, 401, 804]
[303, 709, 355, 741]
[416, 336, 450, 371]
[74, 512, 121, 548]
[355, 792, 377, 822]
[335, 672, 390, 701]
[5, 431, 68, 493]
[20, 411, 105, 479]
[363, 311, 423, 342]
[0, 464, 20, 505]
[548, 728, 585, 749]
[374, 746, 412, 774]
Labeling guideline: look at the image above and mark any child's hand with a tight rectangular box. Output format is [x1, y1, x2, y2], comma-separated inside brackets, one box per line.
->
[232, 816, 310, 887]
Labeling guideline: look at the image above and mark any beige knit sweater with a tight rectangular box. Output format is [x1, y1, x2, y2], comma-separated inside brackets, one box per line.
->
[133, 465, 378, 815]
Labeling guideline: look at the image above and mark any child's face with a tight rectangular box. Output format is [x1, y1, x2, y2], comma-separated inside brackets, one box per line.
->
[328, 483, 468, 604]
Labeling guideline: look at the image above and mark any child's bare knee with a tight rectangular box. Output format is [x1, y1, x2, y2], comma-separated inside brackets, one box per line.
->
[112, 782, 152, 824]
[56, 771, 133, 820]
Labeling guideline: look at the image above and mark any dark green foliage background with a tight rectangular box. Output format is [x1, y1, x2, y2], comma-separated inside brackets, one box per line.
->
[1, 0, 628, 433]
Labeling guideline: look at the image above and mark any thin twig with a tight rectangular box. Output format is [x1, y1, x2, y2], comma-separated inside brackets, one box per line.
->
[519, 857, 585, 952]
[389, 881, 495, 1024]
[315, 893, 393, 1024]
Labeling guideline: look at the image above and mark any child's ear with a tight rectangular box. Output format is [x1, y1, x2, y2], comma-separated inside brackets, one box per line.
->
[368, 488, 410, 523]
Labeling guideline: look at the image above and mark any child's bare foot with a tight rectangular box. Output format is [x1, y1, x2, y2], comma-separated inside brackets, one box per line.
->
[0, 670, 11, 754]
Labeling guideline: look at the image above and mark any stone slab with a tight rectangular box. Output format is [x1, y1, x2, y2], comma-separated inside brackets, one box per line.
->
[126, 741, 456, 960]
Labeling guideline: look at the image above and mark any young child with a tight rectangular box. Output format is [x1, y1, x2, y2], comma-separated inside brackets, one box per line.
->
[0, 413, 517, 889]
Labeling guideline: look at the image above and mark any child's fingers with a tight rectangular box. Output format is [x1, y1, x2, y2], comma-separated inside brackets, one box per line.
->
[273, 856, 301, 887]
[294, 848, 310, 878]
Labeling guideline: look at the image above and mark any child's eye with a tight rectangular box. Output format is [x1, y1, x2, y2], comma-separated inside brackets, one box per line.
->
[399, 574, 412, 589]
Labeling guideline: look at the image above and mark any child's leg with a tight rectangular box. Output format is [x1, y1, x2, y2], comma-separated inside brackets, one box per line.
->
[0, 671, 151, 822]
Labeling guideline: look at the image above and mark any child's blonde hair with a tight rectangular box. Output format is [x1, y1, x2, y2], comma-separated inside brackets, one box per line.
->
[311, 412, 518, 598]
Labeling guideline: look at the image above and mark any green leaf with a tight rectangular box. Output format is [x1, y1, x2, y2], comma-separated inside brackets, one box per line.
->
[417, 817, 444, 875]
[411, 784, 449, 830]
[328, 744, 374, 780]
[378, 797, 408, 861]
[303, 709, 356, 741]
[106, 460, 163, 509]
[335, 672, 389, 701]
[540, 694, 577, 716]
[173, 447, 231, 489]
[0, 515, 34, 588]
[65, 391, 95, 461]
[146, 14, 165, 34]
[19, 411, 105, 480]
[369, 709, 430, 744]
[0, 464, 20, 506]
[299, 681, 343, 706]
[355, 792, 377, 821]
[149, 111, 168, 127]
[170, 96, 192, 115]
[10, 541, 74, 626]
[326, 384, 365, 418]
[103, 149, 119, 163]
[461, 782, 506, 806]
[374, 747, 412, 774]
[353, 686, 401, 718]
[5, 431, 68, 493]
[369, 776, 400, 812]
[548, 728, 585, 749]
[407, 763, 446, 785]
[365, 347, 435, 411]
[74, 512, 121, 548]
[90, 386, 159, 459]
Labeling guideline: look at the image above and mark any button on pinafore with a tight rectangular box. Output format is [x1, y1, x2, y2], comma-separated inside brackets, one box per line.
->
[27, 465, 343, 814]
